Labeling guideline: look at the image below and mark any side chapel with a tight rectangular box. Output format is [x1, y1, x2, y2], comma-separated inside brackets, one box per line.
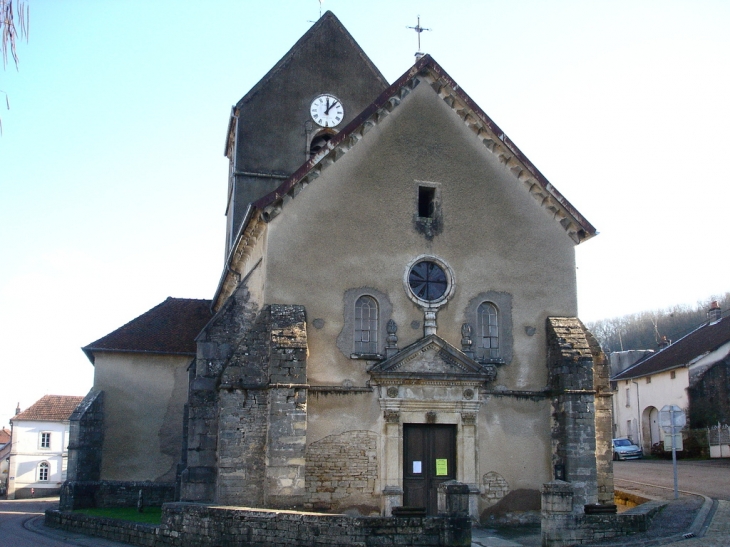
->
[68, 12, 612, 523]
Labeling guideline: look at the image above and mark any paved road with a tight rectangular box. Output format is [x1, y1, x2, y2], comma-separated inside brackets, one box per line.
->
[614, 458, 730, 500]
[0, 497, 130, 547]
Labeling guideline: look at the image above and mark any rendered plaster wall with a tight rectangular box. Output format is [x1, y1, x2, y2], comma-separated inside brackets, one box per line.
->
[613, 368, 688, 445]
[476, 397, 550, 522]
[93, 353, 190, 482]
[264, 77, 578, 393]
[258, 77, 577, 515]
[7, 419, 70, 499]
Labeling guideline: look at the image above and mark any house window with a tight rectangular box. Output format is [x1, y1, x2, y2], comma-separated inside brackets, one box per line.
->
[625, 388, 630, 407]
[354, 295, 379, 354]
[38, 461, 49, 481]
[646, 376, 651, 384]
[40, 432, 51, 449]
[418, 186, 436, 218]
[670, 371, 676, 379]
[477, 302, 499, 360]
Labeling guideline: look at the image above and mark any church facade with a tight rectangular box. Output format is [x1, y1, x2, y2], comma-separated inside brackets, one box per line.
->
[178, 12, 611, 522]
[68, 12, 612, 524]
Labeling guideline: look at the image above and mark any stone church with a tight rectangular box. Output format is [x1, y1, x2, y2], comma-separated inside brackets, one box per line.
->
[67, 12, 612, 524]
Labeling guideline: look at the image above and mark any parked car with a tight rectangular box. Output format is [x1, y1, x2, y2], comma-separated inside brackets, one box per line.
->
[612, 438, 643, 461]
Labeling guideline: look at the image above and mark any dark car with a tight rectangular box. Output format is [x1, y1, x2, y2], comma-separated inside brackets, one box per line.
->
[612, 438, 643, 460]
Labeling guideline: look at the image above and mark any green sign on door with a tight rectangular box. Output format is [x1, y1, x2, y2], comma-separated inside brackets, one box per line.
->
[435, 458, 448, 476]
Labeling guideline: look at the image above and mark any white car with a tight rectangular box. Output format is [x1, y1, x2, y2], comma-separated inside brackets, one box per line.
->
[612, 438, 643, 461]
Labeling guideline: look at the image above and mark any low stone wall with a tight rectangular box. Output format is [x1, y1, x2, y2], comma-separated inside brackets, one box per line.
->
[541, 481, 665, 546]
[46, 502, 472, 547]
[60, 480, 176, 511]
[45, 510, 158, 547]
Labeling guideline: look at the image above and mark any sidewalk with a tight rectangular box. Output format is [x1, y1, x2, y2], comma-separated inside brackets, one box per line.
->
[471, 497, 730, 547]
[662, 500, 730, 547]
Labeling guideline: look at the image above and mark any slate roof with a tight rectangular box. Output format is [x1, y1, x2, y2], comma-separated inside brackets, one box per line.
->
[11, 395, 84, 423]
[82, 297, 213, 363]
[612, 314, 730, 380]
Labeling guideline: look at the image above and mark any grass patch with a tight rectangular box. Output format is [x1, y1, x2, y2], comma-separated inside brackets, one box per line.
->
[74, 506, 162, 525]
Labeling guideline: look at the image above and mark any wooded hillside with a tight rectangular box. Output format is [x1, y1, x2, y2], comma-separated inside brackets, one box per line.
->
[586, 293, 730, 354]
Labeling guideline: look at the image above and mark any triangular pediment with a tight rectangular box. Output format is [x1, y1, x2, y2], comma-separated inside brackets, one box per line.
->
[369, 335, 495, 383]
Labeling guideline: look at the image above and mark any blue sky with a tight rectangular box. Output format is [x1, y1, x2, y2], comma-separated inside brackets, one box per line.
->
[2, 0, 729, 423]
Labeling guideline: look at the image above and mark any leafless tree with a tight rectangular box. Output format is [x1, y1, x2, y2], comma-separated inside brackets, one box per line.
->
[1, 0, 29, 132]
[587, 292, 730, 354]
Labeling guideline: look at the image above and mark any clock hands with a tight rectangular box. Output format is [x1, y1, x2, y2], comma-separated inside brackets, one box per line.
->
[324, 98, 339, 115]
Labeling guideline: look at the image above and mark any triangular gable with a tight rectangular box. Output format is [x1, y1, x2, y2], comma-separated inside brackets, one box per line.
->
[369, 334, 496, 383]
[217, 54, 597, 308]
[252, 54, 596, 243]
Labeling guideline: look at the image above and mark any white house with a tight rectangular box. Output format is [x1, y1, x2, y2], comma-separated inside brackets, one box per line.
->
[7, 395, 83, 499]
[611, 302, 730, 455]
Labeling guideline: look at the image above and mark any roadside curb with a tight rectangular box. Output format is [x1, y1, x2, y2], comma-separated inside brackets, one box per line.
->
[687, 494, 715, 537]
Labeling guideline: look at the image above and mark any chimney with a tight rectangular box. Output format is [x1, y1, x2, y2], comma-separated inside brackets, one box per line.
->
[708, 301, 722, 324]
[15, 403, 20, 415]
[658, 336, 671, 350]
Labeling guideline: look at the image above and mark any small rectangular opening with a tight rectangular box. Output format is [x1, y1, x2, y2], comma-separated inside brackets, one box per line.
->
[418, 186, 436, 218]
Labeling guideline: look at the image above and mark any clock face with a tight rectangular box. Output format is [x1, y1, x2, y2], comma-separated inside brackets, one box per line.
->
[310, 94, 344, 127]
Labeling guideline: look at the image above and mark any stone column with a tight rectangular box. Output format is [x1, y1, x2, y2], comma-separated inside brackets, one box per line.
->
[382, 407, 402, 515]
[460, 410, 480, 520]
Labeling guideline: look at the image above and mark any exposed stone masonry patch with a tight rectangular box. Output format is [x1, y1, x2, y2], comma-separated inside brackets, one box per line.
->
[305, 430, 378, 512]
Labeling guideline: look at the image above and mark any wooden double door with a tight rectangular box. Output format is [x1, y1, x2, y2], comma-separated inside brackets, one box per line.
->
[403, 424, 456, 515]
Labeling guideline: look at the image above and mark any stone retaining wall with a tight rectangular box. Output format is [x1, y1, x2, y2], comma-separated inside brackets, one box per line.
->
[46, 502, 472, 547]
[60, 480, 175, 511]
[541, 481, 665, 546]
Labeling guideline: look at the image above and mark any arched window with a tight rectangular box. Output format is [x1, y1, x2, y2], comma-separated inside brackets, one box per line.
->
[354, 295, 379, 354]
[38, 461, 49, 482]
[310, 132, 333, 158]
[477, 302, 499, 360]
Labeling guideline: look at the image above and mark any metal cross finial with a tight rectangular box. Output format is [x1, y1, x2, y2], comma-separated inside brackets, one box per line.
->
[407, 15, 431, 58]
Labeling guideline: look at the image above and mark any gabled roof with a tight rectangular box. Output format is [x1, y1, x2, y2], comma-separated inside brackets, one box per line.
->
[82, 297, 213, 363]
[253, 54, 596, 242]
[11, 395, 84, 423]
[0, 427, 10, 445]
[236, 12, 388, 109]
[612, 314, 730, 380]
[225, 11, 389, 155]
[217, 55, 597, 307]
[368, 334, 496, 383]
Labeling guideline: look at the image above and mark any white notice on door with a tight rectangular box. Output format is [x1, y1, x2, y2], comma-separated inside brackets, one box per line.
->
[413, 461, 422, 473]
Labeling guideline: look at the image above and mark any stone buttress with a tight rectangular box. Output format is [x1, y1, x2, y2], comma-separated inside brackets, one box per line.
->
[546, 317, 612, 511]
[179, 281, 309, 508]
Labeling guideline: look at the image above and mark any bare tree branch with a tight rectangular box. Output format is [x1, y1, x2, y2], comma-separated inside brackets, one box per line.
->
[1, 0, 29, 133]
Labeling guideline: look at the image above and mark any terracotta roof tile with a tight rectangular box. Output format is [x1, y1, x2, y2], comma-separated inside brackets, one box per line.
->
[12, 395, 84, 423]
[0, 427, 10, 444]
[613, 314, 730, 380]
[82, 297, 212, 362]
